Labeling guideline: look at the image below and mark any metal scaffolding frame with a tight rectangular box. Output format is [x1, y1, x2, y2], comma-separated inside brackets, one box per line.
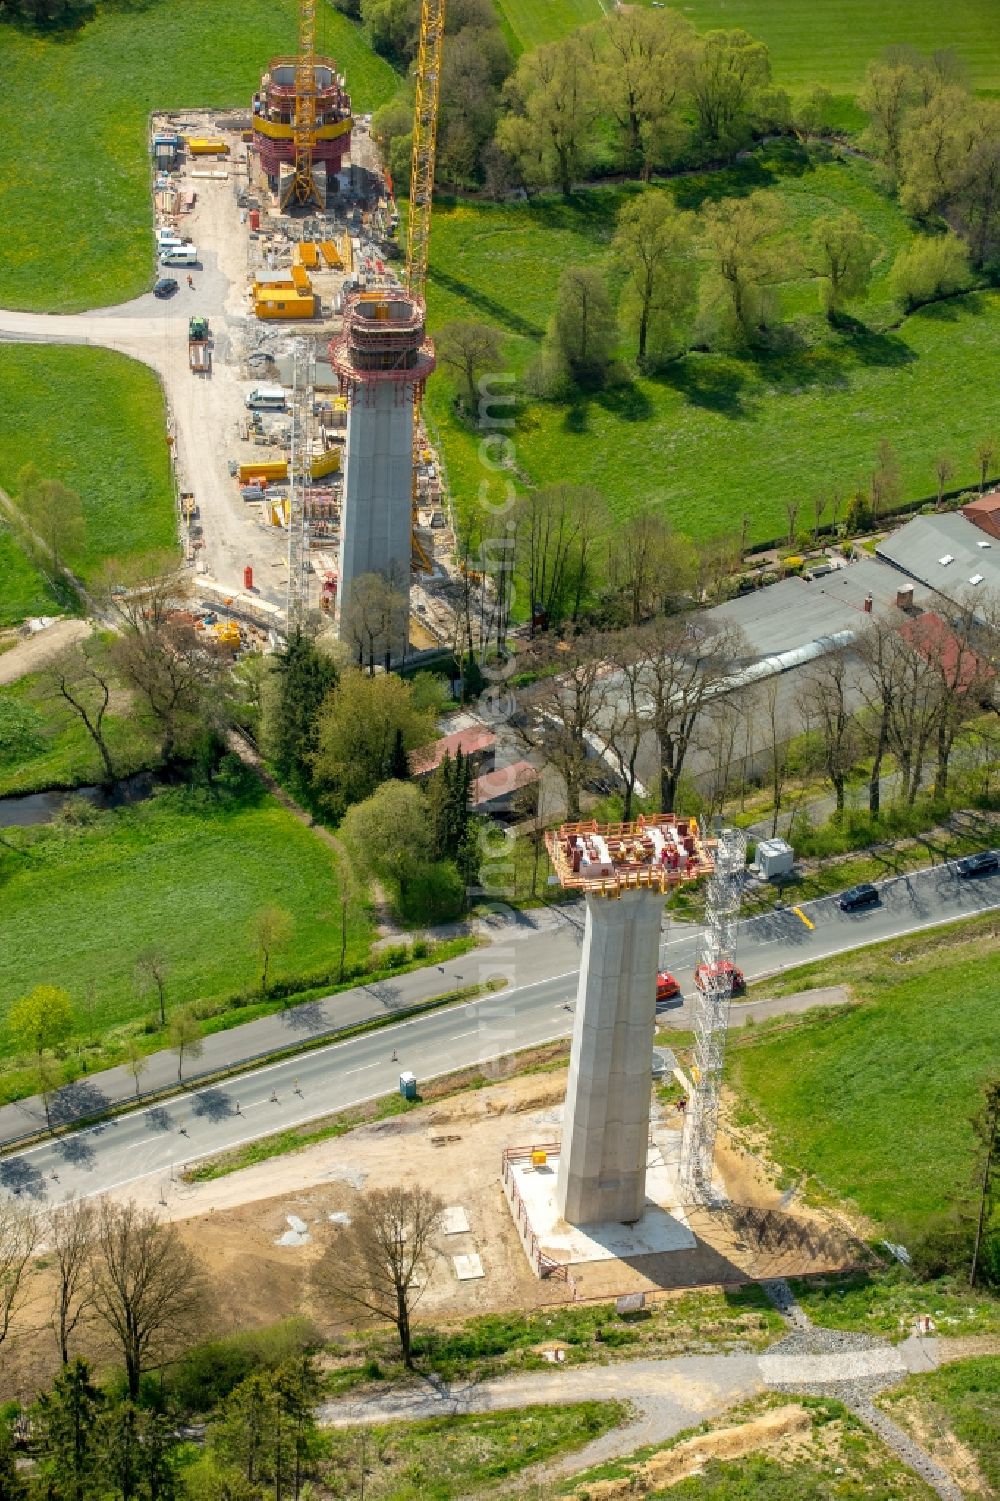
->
[286, 337, 314, 628]
[679, 825, 747, 1202]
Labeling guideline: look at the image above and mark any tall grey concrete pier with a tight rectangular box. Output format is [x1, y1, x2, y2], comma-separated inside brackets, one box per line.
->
[329, 291, 434, 654]
[545, 817, 716, 1227]
[557, 888, 664, 1224]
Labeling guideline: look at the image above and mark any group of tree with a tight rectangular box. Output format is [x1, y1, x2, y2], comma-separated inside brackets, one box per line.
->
[0, 0, 94, 28]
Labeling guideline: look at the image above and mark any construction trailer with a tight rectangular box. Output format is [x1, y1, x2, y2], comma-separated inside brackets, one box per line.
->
[253, 286, 317, 319]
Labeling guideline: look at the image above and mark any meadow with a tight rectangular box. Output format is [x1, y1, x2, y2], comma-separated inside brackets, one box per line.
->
[0, 668, 160, 796]
[0, 0, 397, 312]
[426, 147, 999, 548]
[0, 343, 177, 616]
[729, 919, 998, 1239]
[0, 784, 372, 1065]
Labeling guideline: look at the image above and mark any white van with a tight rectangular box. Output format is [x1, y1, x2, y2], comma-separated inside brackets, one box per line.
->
[160, 245, 198, 266]
[245, 384, 286, 410]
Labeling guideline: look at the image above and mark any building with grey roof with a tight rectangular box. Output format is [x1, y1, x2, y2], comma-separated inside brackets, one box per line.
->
[875, 513, 1000, 613]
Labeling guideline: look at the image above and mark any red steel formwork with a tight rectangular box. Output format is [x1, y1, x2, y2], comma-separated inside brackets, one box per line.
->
[252, 57, 352, 180]
[329, 292, 436, 401]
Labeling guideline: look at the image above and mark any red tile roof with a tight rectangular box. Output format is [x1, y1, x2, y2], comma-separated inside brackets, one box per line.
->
[899, 611, 991, 692]
[410, 725, 496, 776]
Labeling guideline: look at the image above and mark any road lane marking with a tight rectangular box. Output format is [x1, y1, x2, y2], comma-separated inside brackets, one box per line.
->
[792, 906, 815, 929]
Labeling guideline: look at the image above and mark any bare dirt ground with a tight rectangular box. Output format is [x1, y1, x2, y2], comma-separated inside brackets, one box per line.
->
[0, 618, 90, 684]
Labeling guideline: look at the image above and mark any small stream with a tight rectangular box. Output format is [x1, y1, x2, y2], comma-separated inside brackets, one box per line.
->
[0, 772, 156, 829]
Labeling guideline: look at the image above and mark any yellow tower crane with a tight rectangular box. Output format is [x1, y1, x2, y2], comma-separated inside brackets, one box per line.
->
[287, 0, 321, 209]
[407, 0, 446, 572]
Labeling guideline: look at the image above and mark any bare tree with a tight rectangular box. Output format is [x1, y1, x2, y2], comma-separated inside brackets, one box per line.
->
[600, 634, 646, 821]
[168, 1006, 203, 1084]
[870, 437, 901, 524]
[700, 697, 744, 821]
[340, 571, 408, 675]
[516, 485, 608, 632]
[513, 780, 546, 898]
[90, 1199, 206, 1399]
[919, 604, 996, 797]
[760, 677, 792, 837]
[251, 905, 294, 996]
[125, 1041, 148, 1100]
[801, 652, 859, 816]
[42, 637, 118, 785]
[312, 1185, 443, 1367]
[785, 498, 801, 546]
[134, 947, 169, 1028]
[0, 1198, 38, 1355]
[635, 615, 745, 812]
[975, 434, 997, 493]
[47, 1196, 97, 1364]
[856, 621, 898, 818]
[857, 621, 937, 810]
[607, 507, 684, 625]
[934, 452, 955, 506]
[812, 491, 829, 545]
[516, 637, 608, 820]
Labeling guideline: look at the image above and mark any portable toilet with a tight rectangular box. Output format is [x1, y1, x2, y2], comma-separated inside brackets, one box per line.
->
[398, 1071, 417, 1101]
[757, 838, 795, 880]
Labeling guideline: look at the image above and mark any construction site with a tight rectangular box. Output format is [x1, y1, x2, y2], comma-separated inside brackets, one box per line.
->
[145, 0, 461, 653]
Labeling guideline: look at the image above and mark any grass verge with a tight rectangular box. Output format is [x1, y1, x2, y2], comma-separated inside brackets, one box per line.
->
[881, 1356, 1000, 1495]
[728, 916, 1000, 1238]
[790, 1269, 1000, 1342]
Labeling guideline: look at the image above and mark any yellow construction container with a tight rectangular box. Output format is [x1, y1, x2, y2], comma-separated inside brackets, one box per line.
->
[310, 448, 341, 479]
[186, 137, 229, 155]
[238, 460, 288, 483]
[254, 291, 317, 320]
[319, 239, 342, 268]
[290, 265, 312, 293]
[213, 621, 241, 647]
[295, 242, 320, 269]
[341, 233, 353, 272]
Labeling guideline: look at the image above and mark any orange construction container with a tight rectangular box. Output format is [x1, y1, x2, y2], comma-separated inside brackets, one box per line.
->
[291, 264, 311, 293]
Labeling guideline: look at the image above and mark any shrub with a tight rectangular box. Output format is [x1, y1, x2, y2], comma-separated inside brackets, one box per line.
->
[169, 1317, 317, 1413]
[890, 233, 973, 311]
[383, 943, 410, 969]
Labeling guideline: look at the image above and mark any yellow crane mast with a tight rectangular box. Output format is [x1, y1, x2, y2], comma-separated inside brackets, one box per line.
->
[289, 0, 320, 208]
[407, 0, 446, 573]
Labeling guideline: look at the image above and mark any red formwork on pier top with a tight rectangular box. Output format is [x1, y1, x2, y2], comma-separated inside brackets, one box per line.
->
[545, 814, 716, 895]
[329, 290, 436, 397]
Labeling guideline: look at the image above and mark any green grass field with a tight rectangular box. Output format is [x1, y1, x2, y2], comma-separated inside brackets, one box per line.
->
[661, 0, 1000, 93]
[730, 921, 998, 1238]
[426, 149, 1000, 547]
[0, 669, 160, 797]
[0, 344, 177, 612]
[492, 0, 602, 52]
[0, 785, 372, 1064]
[0, 524, 61, 626]
[0, 0, 397, 312]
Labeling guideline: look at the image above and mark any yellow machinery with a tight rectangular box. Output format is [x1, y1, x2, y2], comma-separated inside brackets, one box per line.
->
[406, 0, 446, 574]
[286, 0, 321, 209]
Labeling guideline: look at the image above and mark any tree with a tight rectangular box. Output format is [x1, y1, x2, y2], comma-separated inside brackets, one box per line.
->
[90, 1199, 206, 1400]
[167, 1005, 203, 1084]
[970, 1078, 1000, 1288]
[812, 491, 829, 544]
[32, 1357, 104, 1501]
[870, 437, 901, 523]
[125, 1041, 148, 1101]
[48, 1197, 97, 1365]
[550, 265, 617, 386]
[262, 628, 338, 791]
[516, 484, 607, 630]
[759, 676, 792, 837]
[859, 61, 916, 185]
[213, 1358, 320, 1499]
[437, 321, 504, 409]
[613, 193, 697, 364]
[701, 190, 788, 343]
[0, 1197, 38, 1355]
[688, 28, 770, 150]
[43, 637, 118, 785]
[593, 7, 694, 176]
[889, 233, 971, 310]
[96, 1399, 178, 1501]
[339, 570, 409, 674]
[425, 749, 472, 863]
[342, 781, 434, 903]
[801, 653, 858, 816]
[601, 635, 645, 822]
[516, 637, 607, 820]
[250, 905, 294, 996]
[496, 34, 597, 195]
[7, 983, 73, 1070]
[784, 499, 801, 546]
[636, 615, 746, 813]
[808, 209, 879, 318]
[606, 506, 692, 626]
[312, 669, 436, 817]
[16, 464, 86, 578]
[934, 452, 955, 505]
[898, 84, 977, 218]
[134, 946, 169, 1028]
[313, 1185, 443, 1366]
[975, 435, 997, 494]
[791, 82, 835, 142]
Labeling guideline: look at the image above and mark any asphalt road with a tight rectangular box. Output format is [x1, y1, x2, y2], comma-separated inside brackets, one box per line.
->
[1, 861, 997, 1208]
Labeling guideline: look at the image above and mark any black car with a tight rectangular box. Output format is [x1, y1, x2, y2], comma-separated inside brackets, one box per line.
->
[838, 881, 879, 912]
[153, 277, 179, 298]
[955, 850, 1000, 879]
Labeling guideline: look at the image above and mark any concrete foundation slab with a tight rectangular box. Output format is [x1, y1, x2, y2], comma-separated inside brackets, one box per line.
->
[453, 1253, 485, 1281]
[443, 1204, 470, 1235]
[509, 1143, 696, 1269]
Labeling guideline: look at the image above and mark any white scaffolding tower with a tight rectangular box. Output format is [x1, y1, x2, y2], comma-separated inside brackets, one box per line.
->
[679, 825, 747, 1201]
[286, 337, 315, 629]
